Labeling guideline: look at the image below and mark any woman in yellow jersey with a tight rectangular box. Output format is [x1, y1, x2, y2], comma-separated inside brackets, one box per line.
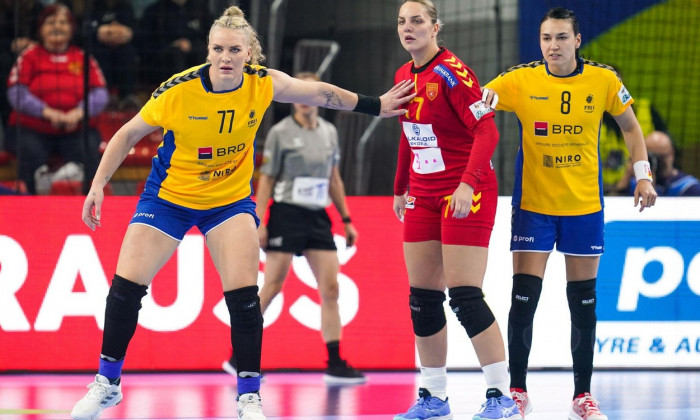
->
[71, 6, 414, 420]
[482, 7, 657, 420]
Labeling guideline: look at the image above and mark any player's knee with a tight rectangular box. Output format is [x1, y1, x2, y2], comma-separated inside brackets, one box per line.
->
[449, 286, 495, 338]
[509, 274, 543, 325]
[106, 275, 148, 321]
[409, 287, 447, 337]
[318, 278, 339, 303]
[566, 279, 597, 328]
[224, 286, 263, 332]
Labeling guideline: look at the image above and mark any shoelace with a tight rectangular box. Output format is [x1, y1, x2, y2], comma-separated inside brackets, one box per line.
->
[85, 381, 110, 400]
[511, 391, 527, 412]
[481, 397, 500, 410]
[239, 395, 263, 413]
[577, 396, 602, 414]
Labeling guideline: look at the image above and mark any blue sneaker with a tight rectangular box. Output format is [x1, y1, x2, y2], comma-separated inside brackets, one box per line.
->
[473, 388, 520, 420]
[395, 388, 453, 420]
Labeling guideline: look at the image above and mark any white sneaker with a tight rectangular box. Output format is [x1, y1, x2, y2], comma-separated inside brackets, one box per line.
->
[237, 392, 266, 420]
[71, 374, 122, 420]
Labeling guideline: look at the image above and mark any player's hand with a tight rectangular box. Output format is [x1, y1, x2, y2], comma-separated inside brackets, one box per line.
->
[344, 223, 358, 247]
[82, 187, 104, 230]
[450, 182, 474, 219]
[393, 194, 407, 222]
[379, 80, 416, 118]
[481, 88, 499, 109]
[634, 179, 657, 212]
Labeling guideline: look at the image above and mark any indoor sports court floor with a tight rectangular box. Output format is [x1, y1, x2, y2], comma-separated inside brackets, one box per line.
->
[1, 370, 698, 419]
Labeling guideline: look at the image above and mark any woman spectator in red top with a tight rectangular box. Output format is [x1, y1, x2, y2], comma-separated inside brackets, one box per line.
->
[6, 3, 108, 194]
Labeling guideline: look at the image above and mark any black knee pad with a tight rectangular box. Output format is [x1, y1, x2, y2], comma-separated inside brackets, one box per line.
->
[224, 286, 263, 333]
[449, 286, 495, 338]
[566, 279, 597, 328]
[105, 275, 148, 321]
[409, 287, 446, 337]
[509, 274, 543, 325]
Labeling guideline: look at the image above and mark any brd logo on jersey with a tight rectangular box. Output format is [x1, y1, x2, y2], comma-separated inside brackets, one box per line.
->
[216, 143, 246, 156]
[198, 147, 213, 160]
[535, 122, 548, 136]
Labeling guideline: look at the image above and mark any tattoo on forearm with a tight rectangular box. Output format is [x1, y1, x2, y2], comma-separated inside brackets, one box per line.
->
[322, 90, 344, 109]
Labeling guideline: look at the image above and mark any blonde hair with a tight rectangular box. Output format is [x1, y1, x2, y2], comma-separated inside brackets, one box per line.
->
[209, 6, 265, 65]
[402, 0, 443, 31]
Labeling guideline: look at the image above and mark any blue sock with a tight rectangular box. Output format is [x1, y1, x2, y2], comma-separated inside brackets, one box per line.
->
[237, 376, 260, 395]
[98, 357, 124, 384]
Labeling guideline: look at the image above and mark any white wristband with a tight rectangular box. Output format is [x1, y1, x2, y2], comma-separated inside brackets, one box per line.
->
[633, 160, 653, 182]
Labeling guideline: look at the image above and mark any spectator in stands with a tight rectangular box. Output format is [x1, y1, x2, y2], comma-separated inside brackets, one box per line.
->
[90, 0, 140, 108]
[0, 0, 43, 128]
[5, 3, 108, 194]
[626, 131, 700, 196]
[138, 0, 212, 88]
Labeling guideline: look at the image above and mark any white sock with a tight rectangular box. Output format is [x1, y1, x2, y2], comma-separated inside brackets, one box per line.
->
[482, 361, 510, 397]
[420, 366, 447, 400]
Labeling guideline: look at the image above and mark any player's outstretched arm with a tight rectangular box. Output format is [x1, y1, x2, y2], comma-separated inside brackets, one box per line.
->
[269, 69, 414, 118]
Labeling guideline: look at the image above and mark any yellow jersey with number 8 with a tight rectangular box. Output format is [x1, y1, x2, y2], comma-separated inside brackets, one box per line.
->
[485, 58, 632, 216]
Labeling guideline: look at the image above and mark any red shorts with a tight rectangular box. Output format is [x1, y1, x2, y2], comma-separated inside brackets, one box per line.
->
[403, 187, 497, 247]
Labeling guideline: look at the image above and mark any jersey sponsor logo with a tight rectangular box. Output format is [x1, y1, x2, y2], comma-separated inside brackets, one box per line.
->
[433, 64, 458, 88]
[216, 143, 246, 156]
[133, 212, 155, 219]
[529, 95, 549, 100]
[535, 121, 548, 136]
[403, 122, 438, 148]
[618, 84, 632, 105]
[469, 100, 493, 120]
[598, 221, 700, 321]
[552, 124, 583, 134]
[426, 82, 439, 100]
[188, 115, 208, 120]
[405, 196, 416, 209]
[198, 147, 213, 160]
[513, 235, 535, 243]
[543, 154, 582, 168]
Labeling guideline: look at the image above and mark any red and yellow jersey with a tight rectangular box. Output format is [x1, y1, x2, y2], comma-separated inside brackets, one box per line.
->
[140, 63, 273, 209]
[485, 58, 632, 215]
[393, 47, 497, 197]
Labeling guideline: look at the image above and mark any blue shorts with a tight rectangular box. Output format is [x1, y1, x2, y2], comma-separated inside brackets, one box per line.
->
[510, 207, 604, 256]
[130, 190, 259, 241]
